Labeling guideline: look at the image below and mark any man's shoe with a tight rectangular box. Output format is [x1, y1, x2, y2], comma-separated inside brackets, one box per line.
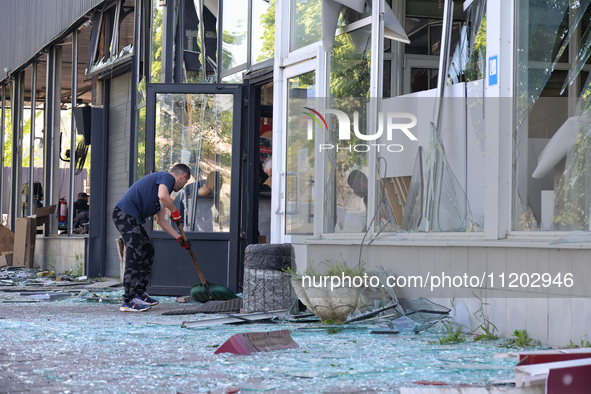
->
[135, 293, 159, 306]
[120, 300, 151, 312]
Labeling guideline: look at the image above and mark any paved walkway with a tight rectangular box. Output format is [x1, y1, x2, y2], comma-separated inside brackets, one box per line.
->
[0, 291, 519, 394]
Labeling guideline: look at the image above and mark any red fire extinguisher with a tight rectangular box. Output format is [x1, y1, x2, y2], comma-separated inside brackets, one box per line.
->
[58, 198, 68, 223]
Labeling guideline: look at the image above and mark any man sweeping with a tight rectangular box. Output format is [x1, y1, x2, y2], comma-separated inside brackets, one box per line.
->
[112, 163, 191, 312]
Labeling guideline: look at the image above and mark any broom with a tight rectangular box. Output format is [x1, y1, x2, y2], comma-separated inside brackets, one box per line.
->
[176, 222, 238, 302]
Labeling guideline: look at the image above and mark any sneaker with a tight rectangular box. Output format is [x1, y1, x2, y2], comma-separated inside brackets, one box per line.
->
[120, 300, 151, 312]
[135, 293, 159, 306]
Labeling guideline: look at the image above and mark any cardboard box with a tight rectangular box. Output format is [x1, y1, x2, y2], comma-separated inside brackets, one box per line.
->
[29, 204, 56, 226]
[13, 218, 37, 268]
[0, 252, 13, 268]
[0, 224, 15, 254]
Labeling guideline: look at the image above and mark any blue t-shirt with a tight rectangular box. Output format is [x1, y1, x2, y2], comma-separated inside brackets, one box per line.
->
[116, 171, 175, 224]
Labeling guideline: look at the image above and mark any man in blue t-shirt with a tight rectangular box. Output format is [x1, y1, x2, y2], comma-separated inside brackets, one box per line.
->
[112, 163, 191, 312]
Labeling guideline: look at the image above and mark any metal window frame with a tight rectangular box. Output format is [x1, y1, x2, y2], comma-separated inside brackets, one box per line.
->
[0, 84, 5, 223]
[28, 62, 37, 220]
[10, 72, 24, 230]
[87, 0, 135, 78]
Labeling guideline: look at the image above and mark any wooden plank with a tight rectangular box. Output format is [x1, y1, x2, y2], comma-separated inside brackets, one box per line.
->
[0, 224, 15, 254]
[13, 218, 36, 268]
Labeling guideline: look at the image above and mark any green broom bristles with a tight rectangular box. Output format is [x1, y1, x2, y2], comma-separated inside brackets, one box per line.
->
[191, 282, 238, 303]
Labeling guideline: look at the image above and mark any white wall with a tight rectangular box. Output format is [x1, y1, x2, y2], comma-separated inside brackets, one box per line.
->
[35, 237, 86, 274]
[295, 242, 591, 347]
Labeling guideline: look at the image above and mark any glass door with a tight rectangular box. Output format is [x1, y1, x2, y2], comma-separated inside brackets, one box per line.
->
[145, 84, 244, 295]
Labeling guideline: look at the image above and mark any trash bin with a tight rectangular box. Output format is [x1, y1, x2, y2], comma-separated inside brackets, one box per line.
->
[242, 243, 293, 313]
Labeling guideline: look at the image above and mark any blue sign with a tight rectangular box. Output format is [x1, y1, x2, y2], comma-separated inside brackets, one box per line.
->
[489, 55, 498, 86]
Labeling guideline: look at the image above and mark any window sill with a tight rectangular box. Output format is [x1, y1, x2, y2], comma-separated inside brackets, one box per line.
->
[299, 232, 591, 249]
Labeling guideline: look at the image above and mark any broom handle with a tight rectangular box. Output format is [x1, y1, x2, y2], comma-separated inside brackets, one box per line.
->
[176, 222, 213, 300]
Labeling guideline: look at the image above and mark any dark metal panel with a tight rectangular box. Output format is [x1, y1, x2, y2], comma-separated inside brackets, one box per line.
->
[87, 106, 107, 277]
[0, 0, 105, 83]
[149, 239, 231, 296]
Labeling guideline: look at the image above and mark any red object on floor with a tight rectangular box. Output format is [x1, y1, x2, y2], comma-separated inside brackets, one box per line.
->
[518, 353, 591, 366]
[547, 364, 591, 394]
[214, 329, 299, 355]
[413, 380, 447, 386]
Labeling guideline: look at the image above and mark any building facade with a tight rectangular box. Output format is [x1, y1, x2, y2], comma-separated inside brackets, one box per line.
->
[1, 0, 590, 346]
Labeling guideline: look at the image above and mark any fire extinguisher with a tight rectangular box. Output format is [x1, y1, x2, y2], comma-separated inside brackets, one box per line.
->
[58, 198, 68, 223]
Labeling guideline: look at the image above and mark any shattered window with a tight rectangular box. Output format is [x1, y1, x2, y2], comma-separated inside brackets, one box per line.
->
[447, 0, 487, 84]
[370, 1, 485, 233]
[513, 0, 591, 231]
[179, 0, 219, 83]
[86, 0, 135, 76]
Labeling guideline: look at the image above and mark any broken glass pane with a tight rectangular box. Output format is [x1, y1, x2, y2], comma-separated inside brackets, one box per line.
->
[447, 0, 487, 85]
[561, 21, 591, 94]
[515, 0, 571, 128]
[403, 123, 479, 232]
[552, 72, 591, 230]
[181, 0, 219, 83]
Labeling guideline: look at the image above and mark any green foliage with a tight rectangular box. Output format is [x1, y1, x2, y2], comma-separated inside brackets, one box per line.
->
[569, 338, 591, 349]
[464, 15, 487, 82]
[74, 253, 84, 277]
[471, 293, 499, 341]
[150, 4, 164, 83]
[330, 34, 371, 98]
[438, 322, 466, 345]
[136, 106, 146, 180]
[511, 329, 533, 348]
[282, 266, 301, 279]
[327, 328, 342, 335]
[292, 0, 321, 50]
[257, 0, 276, 62]
[3, 108, 12, 167]
[303, 256, 365, 278]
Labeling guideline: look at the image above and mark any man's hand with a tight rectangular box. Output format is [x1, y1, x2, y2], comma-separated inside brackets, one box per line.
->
[171, 210, 181, 224]
[177, 236, 191, 250]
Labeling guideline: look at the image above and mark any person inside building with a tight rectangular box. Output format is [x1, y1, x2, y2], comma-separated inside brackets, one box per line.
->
[347, 170, 368, 207]
[259, 157, 272, 192]
[72, 192, 90, 234]
[73, 192, 90, 215]
[112, 163, 191, 312]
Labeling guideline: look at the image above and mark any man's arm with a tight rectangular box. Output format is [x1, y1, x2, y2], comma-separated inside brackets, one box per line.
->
[155, 209, 181, 239]
[156, 184, 181, 239]
[158, 184, 177, 213]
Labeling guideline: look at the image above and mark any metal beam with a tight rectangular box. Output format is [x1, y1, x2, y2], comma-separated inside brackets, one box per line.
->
[68, 30, 78, 235]
[29, 62, 37, 217]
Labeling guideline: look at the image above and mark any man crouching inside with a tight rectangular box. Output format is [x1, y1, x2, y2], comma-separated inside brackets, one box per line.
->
[112, 163, 191, 312]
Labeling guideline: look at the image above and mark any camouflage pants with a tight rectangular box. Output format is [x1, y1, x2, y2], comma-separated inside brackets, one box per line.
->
[112, 207, 154, 302]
